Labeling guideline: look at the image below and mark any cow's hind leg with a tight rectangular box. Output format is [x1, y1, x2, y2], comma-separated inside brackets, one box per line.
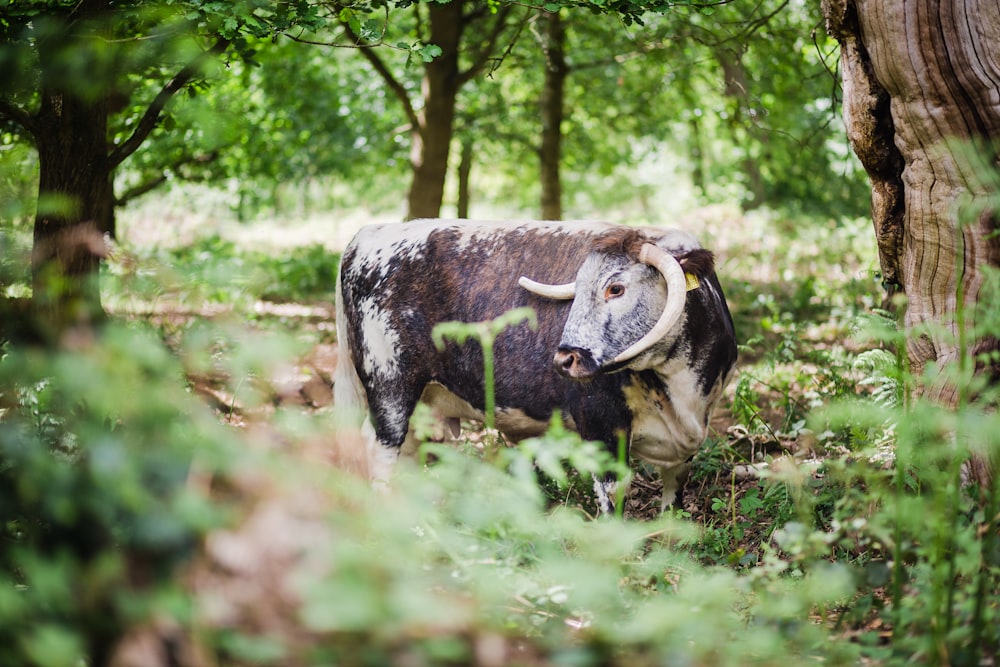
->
[364, 419, 399, 491]
[366, 382, 425, 490]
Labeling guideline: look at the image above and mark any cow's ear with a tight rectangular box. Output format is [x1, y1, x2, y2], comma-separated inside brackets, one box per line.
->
[677, 248, 715, 279]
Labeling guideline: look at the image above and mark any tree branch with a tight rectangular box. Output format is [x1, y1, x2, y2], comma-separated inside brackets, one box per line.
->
[108, 36, 231, 169]
[458, 5, 517, 85]
[341, 20, 421, 134]
[0, 100, 38, 139]
[115, 151, 220, 207]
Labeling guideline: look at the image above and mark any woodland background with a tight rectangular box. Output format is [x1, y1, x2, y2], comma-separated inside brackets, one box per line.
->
[1, 1, 998, 665]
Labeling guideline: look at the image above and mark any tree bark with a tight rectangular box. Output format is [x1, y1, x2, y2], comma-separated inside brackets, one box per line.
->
[30, 2, 116, 333]
[822, 0, 905, 300]
[407, 1, 465, 219]
[716, 47, 767, 210]
[539, 10, 567, 221]
[456, 138, 474, 218]
[824, 0, 1000, 481]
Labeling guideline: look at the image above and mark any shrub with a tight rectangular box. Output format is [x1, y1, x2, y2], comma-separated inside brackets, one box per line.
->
[0, 325, 241, 666]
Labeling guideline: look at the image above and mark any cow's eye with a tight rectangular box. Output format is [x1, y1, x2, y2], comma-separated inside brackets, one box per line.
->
[605, 284, 625, 299]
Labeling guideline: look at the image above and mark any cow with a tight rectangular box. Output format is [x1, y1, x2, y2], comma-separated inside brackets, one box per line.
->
[333, 219, 737, 514]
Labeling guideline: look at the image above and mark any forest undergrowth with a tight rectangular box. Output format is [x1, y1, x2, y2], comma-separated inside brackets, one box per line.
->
[3, 209, 999, 666]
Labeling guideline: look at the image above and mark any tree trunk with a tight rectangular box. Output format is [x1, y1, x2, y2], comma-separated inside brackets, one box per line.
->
[32, 119, 112, 330]
[824, 0, 1000, 480]
[407, 1, 465, 220]
[678, 81, 707, 196]
[539, 10, 567, 221]
[456, 138, 473, 218]
[716, 47, 766, 210]
[31, 6, 115, 335]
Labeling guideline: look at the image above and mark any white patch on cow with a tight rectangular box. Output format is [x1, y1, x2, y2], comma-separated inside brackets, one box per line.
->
[592, 476, 618, 515]
[351, 222, 434, 265]
[626, 363, 708, 467]
[358, 298, 401, 379]
[623, 359, 714, 509]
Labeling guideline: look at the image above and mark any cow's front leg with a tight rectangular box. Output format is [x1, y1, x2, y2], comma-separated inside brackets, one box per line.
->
[658, 461, 691, 511]
[569, 387, 632, 517]
[592, 472, 620, 515]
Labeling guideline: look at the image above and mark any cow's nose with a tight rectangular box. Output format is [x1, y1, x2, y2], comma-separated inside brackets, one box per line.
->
[554, 346, 596, 379]
[554, 349, 578, 375]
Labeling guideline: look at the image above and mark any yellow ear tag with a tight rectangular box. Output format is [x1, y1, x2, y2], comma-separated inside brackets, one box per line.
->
[685, 272, 701, 291]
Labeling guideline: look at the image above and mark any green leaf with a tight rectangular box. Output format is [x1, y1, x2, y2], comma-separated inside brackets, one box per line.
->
[361, 18, 383, 42]
[418, 44, 443, 63]
[339, 7, 362, 38]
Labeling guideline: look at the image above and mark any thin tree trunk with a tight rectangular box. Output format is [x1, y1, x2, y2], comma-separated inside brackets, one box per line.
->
[539, 10, 567, 221]
[456, 138, 473, 218]
[716, 47, 766, 210]
[407, 1, 464, 220]
[678, 81, 707, 196]
[824, 0, 1000, 482]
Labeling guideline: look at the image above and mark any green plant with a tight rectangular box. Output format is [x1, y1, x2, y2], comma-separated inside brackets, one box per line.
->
[255, 244, 341, 303]
[432, 307, 537, 434]
[0, 324, 241, 666]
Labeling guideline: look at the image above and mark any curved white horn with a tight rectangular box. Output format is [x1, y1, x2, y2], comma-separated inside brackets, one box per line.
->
[612, 243, 687, 364]
[518, 276, 576, 300]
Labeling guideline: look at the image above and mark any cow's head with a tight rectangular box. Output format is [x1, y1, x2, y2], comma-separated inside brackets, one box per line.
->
[519, 229, 691, 380]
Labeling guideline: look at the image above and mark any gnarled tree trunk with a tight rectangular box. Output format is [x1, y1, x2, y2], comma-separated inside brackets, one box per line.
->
[824, 0, 1000, 480]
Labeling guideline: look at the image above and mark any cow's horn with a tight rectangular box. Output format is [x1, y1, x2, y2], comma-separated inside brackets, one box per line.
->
[518, 276, 576, 300]
[612, 243, 687, 364]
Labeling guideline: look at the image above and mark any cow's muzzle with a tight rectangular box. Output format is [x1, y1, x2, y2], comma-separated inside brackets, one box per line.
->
[554, 346, 600, 380]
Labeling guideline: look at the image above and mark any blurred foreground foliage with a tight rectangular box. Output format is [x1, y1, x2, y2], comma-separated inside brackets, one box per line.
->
[0, 322, 860, 667]
[1, 215, 999, 666]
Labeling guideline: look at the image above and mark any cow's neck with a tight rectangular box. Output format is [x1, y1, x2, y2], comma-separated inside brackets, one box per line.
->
[624, 367, 709, 469]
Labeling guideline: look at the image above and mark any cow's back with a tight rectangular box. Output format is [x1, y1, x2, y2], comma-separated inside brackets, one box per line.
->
[335, 220, 615, 415]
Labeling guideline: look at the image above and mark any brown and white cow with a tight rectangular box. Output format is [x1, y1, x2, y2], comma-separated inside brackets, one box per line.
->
[333, 219, 737, 513]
